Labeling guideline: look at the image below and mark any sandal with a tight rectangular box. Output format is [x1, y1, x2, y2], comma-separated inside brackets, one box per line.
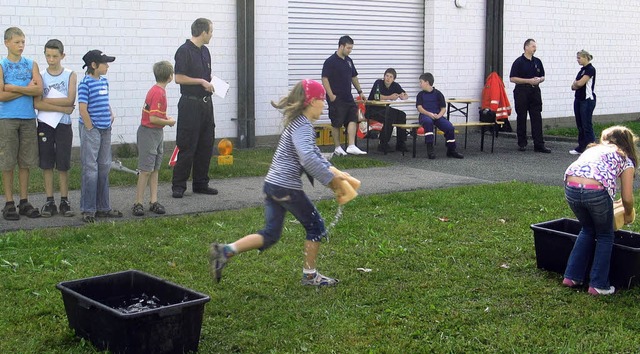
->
[132, 203, 145, 216]
[95, 209, 123, 218]
[2, 204, 20, 221]
[18, 202, 41, 218]
[149, 202, 166, 215]
[81, 212, 96, 223]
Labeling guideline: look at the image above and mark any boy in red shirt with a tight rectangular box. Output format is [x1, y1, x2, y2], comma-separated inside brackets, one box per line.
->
[132, 61, 176, 216]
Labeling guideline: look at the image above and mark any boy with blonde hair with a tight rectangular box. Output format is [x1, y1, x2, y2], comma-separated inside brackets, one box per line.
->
[132, 61, 176, 216]
[34, 39, 77, 217]
[0, 27, 42, 220]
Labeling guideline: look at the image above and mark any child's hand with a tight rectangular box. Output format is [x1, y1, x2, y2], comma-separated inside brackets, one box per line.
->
[167, 118, 176, 127]
[62, 105, 75, 115]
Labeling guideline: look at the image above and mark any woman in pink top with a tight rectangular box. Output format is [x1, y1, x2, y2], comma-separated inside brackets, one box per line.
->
[563, 126, 638, 295]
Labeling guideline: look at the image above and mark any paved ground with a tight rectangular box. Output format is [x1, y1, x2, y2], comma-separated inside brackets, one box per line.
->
[0, 130, 617, 233]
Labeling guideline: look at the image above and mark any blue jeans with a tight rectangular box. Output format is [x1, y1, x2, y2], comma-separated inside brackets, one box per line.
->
[419, 114, 456, 150]
[257, 182, 326, 251]
[573, 99, 596, 152]
[79, 126, 112, 214]
[563, 185, 613, 288]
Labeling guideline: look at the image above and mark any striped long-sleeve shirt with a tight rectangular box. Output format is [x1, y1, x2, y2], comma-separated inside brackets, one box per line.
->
[265, 115, 334, 190]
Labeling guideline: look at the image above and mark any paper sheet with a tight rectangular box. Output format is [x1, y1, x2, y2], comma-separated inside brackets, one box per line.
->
[37, 88, 66, 128]
[211, 76, 230, 99]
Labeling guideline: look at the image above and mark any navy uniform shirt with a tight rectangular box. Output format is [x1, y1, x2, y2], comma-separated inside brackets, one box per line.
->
[509, 54, 545, 83]
[416, 88, 446, 114]
[321, 52, 358, 102]
[575, 63, 596, 101]
[367, 79, 405, 101]
[174, 40, 212, 97]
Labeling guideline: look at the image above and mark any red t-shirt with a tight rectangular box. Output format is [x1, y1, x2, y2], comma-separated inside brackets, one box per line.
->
[141, 85, 167, 128]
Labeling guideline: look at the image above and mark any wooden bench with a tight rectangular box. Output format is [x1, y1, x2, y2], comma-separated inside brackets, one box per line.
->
[364, 114, 420, 154]
[392, 121, 505, 158]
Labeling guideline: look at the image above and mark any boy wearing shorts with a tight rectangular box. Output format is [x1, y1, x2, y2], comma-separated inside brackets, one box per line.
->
[132, 61, 176, 216]
[34, 39, 77, 217]
[0, 27, 42, 220]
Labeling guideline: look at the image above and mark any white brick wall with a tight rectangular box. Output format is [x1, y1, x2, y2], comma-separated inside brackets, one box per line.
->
[425, 0, 487, 123]
[1, 0, 238, 146]
[255, 0, 289, 136]
[3, 0, 639, 147]
[504, 0, 640, 121]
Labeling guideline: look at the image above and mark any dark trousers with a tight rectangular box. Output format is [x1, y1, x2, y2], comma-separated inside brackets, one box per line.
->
[365, 106, 407, 145]
[514, 85, 544, 148]
[419, 114, 457, 150]
[172, 96, 215, 192]
[574, 99, 596, 152]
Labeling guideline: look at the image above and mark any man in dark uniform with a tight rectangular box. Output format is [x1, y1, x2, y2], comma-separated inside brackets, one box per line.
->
[321, 35, 367, 156]
[509, 38, 551, 153]
[172, 18, 218, 198]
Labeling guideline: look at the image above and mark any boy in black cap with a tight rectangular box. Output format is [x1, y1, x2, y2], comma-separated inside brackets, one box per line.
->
[77, 49, 121, 223]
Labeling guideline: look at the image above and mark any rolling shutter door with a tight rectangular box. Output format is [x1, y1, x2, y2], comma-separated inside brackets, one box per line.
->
[288, 0, 425, 106]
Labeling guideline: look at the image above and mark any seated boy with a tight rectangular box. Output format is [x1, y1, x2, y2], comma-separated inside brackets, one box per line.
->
[416, 72, 463, 159]
[365, 68, 409, 153]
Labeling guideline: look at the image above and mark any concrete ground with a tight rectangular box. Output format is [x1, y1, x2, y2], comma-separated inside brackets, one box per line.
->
[0, 130, 613, 233]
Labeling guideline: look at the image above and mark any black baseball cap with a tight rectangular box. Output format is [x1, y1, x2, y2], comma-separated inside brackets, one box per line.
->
[82, 49, 116, 69]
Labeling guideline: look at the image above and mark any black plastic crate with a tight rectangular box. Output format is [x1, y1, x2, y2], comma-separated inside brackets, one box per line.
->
[56, 269, 210, 354]
[531, 218, 640, 289]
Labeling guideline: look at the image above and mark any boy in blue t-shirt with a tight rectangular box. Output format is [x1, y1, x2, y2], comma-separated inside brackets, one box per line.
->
[0, 27, 43, 220]
[78, 49, 122, 223]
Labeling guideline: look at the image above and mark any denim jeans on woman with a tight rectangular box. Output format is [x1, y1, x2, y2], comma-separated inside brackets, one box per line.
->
[79, 126, 112, 214]
[573, 98, 596, 152]
[257, 182, 326, 251]
[563, 185, 614, 289]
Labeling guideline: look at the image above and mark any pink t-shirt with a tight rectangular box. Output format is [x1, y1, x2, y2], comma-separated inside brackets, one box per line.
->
[140, 85, 167, 129]
[564, 144, 635, 199]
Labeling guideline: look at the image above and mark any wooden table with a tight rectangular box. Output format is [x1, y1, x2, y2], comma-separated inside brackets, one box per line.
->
[365, 100, 416, 153]
[445, 98, 480, 149]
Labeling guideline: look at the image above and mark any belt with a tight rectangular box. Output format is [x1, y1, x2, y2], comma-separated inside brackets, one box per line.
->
[566, 181, 604, 190]
[183, 95, 210, 103]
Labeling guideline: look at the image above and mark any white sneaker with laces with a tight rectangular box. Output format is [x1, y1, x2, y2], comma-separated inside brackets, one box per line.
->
[569, 149, 581, 155]
[346, 145, 367, 155]
[334, 146, 347, 156]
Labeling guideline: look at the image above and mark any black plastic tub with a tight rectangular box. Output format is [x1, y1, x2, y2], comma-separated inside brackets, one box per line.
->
[531, 218, 640, 289]
[56, 269, 210, 354]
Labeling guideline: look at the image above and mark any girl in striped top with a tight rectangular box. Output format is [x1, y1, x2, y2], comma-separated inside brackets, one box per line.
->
[209, 79, 347, 286]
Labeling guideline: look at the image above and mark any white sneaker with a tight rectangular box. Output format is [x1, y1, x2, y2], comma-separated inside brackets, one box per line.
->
[333, 146, 347, 156]
[569, 149, 581, 155]
[346, 145, 367, 155]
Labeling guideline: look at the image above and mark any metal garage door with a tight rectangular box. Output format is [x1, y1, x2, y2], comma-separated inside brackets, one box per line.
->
[288, 0, 425, 102]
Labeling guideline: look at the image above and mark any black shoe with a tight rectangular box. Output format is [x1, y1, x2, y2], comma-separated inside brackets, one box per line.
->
[59, 199, 75, 217]
[426, 143, 435, 159]
[41, 200, 58, 218]
[447, 150, 464, 159]
[377, 143, 393, 153]
[172, 188, 185, 198]
[518, 146, 527, 152]
[194, 187, 219, 195]
[534, 146, 552, 153]
[395, 143, 409, 153]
